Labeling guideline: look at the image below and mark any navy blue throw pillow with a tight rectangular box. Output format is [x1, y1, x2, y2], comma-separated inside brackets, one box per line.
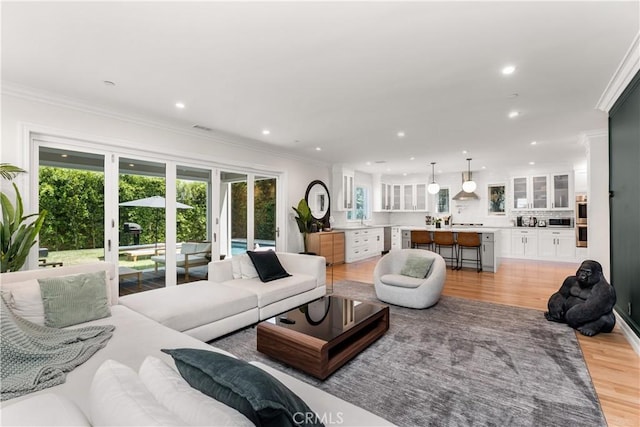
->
[161, 349, 323, 427]
[246, 250, 292, 282]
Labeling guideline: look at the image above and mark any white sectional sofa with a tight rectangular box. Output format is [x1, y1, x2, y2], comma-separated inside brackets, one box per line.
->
[0, 260, 392, 426]
[119, 252, 327, 341]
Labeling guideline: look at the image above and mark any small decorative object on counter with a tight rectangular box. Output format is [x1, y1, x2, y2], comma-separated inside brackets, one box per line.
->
[425, 215, 433, 226]
[434, 218, 442, 229]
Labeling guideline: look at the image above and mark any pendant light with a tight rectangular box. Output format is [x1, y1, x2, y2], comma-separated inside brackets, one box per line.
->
[427, 162, 440, 194]
[462, 158, 477, 193]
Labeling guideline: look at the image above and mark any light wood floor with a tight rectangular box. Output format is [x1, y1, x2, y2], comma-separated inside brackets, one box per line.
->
[330, 256, 640, 427]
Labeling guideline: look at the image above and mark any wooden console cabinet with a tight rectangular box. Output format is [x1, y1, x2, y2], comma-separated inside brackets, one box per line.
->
[306, 231, 345, 265]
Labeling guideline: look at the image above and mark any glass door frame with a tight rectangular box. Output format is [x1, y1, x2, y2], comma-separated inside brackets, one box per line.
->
[29, 131, 283, 283]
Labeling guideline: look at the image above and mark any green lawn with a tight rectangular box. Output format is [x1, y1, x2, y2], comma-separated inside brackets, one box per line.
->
[46, 248, 156, 270]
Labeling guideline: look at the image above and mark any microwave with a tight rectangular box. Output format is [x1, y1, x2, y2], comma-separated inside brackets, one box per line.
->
[548, 218, 573, 228]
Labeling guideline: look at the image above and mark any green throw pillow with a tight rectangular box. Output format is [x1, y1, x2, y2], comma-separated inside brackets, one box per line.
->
[400, 255, 434, 279]
[38, 271, 111, 328]
[162, 348, 324, 427]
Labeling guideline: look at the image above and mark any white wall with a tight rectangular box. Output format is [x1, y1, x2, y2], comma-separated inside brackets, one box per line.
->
[584, 131, 610, 278]
[1, 93, 330, 253]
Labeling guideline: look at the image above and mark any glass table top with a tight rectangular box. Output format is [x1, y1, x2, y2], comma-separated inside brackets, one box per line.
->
[264, 295, 385, 342]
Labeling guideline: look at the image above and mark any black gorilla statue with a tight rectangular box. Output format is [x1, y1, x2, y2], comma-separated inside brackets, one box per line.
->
[544, 260, 616, 336]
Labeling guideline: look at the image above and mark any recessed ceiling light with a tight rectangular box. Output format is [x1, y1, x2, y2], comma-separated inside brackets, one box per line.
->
[315, 147, 321, 151]
[386, 168, 391, 172]
[262, 129, 270, 135]
[410, 157, 415, 161]
[530, 141, 537, 145]
[462, 150, 468, 154]
[508, 111, 520, 118]
[366, 161, 372, 166]
[403, 173, 407, 176]
[60, 154, 68, 158]
[103, 80, 116, 86]
[482, 166, 486, 169]
[438, 170, 443, 174]
[397, 131, 405, 138]
[529, 161, 535, 165]
[502, 65, 516, 75]
[175, 102, 185, 109]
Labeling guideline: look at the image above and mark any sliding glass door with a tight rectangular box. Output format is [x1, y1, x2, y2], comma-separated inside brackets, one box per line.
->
[32, 134, 281, 293]
[118, 158, 167, 293]
[175, 165, 212, 283]
[38, 146, 105, 267]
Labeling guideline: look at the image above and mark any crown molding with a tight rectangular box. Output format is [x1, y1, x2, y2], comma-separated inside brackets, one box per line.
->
[596, 33, 640, 112]
[1, 82, 331, 170]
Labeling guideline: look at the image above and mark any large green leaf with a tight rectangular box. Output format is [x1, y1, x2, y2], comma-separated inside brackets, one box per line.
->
[0, 183, 47, 272]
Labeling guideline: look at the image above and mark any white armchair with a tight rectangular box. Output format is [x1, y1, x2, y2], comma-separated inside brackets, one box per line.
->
[373, 249, 446, 309]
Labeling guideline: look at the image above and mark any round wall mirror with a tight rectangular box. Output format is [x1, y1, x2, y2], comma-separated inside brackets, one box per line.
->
[305, 180, 330, 227]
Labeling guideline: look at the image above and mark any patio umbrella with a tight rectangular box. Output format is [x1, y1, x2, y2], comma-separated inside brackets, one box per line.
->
[119, 196, 192, 248]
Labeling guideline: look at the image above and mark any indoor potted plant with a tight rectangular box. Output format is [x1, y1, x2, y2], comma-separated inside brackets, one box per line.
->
[0, 163, 47, 272]
[292, 198, 313, 253]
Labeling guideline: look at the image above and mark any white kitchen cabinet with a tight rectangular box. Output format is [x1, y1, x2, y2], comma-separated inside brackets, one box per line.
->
[538, 229, 575, 259]
[391, 227, 402, 249]
[550, 173, 573, 210]
[401, 230, 412, 249]
[372, 174, 392, 212]
[380, 182, 392, 211]
[511, 175, 548, 210]
[332, 166, 354, 211]
[345, 227, 383, 263]
[398, 183, 429, 211]
[391, 185, 402, 210]
[510, 172, 573, 211]
[511, 229, 538, 258]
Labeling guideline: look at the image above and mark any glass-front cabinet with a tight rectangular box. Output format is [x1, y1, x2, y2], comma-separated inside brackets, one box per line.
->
[531, 175, 548, 209]
[512, 177, 528, 210]
[510, 173, 573, 211]
[551, 173, 571, 209]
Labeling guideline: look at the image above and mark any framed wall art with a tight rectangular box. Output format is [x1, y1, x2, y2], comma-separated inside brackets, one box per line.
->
[488, 183, 506, 215]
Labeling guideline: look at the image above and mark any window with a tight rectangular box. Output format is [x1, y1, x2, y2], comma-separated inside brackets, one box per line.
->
[347, 186, 370, 221]
[436, 188, 450, 214]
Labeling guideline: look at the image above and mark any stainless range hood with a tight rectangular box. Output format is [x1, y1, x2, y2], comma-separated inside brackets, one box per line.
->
[452, 172, 480, 201]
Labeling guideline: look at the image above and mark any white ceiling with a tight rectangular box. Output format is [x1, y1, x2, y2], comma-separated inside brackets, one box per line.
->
[2, 1, 638, 177]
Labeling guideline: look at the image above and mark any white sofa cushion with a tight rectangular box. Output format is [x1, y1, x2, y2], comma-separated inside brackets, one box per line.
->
[380, 274, 425, 289]
[2, 279, 46, 325]
[138, 356, 252, 426]
[119, 281, 258, 332]
[219, 273, 317, 307]
[89, 360, 186, 426]
[231, 254, 259, 279]
[0, 393, 91, 427]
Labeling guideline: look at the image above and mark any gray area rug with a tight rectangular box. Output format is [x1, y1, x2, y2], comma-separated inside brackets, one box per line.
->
[211, 281, 606, 427]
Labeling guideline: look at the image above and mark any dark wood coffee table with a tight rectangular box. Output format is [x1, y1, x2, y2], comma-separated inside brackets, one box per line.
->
[257, 295, 389, 379]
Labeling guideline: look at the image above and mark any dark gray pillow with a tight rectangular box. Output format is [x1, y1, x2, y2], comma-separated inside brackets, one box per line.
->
[162, 349, 323, 427]
[246, 250, 291, 283]
[38, 270, 111, 328]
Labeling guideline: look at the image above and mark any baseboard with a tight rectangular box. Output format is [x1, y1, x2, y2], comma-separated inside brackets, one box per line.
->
[614, 311, 640, 356]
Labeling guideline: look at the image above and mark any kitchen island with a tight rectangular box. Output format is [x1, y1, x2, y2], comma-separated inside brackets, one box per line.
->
[396, 226, 501, 273]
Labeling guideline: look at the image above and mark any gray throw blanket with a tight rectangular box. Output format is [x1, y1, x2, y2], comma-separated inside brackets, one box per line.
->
[0, 294, 115, 401]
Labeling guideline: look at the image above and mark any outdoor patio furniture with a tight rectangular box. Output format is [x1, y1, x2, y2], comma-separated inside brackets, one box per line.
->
[151, 242, 211, 281]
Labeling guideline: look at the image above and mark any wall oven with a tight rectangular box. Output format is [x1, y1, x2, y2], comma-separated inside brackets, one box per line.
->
[576, 225, 588, 247]
[576, 195, 587, 225]
[575, 195, 587, 247]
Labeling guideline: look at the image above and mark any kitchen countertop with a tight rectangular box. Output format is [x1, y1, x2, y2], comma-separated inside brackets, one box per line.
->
[398, 226, 501, 233]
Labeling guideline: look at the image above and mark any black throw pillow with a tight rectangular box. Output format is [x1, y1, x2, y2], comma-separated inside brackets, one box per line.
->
[246, 250, 292, 282]
[162, 348, 323, 427]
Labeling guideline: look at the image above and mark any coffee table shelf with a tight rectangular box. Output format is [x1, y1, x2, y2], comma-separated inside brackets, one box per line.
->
[257, 295, 389, 379]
